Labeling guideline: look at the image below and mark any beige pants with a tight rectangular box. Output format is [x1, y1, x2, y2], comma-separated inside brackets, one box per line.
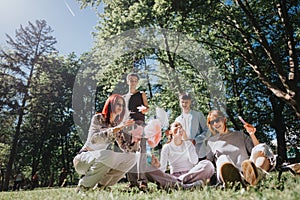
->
[74, 149, 136, 188]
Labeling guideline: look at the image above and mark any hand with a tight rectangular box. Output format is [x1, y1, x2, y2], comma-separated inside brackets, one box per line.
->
[151, 155, 160, 168]
[137, 105, 148, 114]
[123, 119, 135, 127]
[191, 139, 196, 145]
[244, 124, 256, 135]
[113, 119, 135, 133]
[130, 125, 143, 143]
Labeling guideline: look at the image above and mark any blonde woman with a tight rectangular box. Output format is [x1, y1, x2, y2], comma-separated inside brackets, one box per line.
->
[206, 110, 275, 187]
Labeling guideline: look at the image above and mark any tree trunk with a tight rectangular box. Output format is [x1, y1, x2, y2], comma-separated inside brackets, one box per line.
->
[3, 99, 26, 191]
[270, 95, 287, 166]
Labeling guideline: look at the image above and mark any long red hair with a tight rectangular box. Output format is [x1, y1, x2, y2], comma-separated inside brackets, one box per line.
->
[101, 94, 125, 125]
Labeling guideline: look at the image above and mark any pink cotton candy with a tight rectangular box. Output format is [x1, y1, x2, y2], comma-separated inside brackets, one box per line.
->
[144, 119, 162, 148]
[129, 125, 144, 143]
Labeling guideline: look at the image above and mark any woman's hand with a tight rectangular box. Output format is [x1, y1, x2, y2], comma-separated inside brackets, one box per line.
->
[113, 119, 135, 133]
[151, 155, 160, 168]
[123, 119, 135, 127]
[244, 124, 256, 135]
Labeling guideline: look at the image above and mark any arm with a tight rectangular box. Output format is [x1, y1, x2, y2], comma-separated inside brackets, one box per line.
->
[186, 141, 199, 165]
[151, 154, 161, 168]
[141, 92, 149, 114]
[158, 145, 169, 172]
[89, 114, 134, 144]
[244, 124, 259, 146]
[194, 111, 209, 144]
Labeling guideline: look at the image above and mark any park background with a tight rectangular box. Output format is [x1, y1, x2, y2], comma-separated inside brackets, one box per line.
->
[0, 0, 299, 193]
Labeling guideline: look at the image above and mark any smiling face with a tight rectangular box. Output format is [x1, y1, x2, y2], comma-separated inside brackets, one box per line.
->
[179, 99, 191, 113]
[209, 116, 226, 133]
[207, 110, 227, 135]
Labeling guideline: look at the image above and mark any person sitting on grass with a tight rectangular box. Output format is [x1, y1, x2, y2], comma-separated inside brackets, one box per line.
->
[144, 121, 215, 189]
[73, 94, 139, 193]
[206, 110, 275, 188]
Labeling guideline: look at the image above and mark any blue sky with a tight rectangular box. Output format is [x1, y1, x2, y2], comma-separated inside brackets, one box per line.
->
[0, 0, 100, 55]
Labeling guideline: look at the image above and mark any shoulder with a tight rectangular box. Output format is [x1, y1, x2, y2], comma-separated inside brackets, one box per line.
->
[140, 91, 147, 97]
[191, 110, 203, 116]
[175, 115, 182, 121]
[184, 140, 194, 147]
[92, 113, 106, 124]
[208, 134, 219, 142]
[162, 143, 171, 150]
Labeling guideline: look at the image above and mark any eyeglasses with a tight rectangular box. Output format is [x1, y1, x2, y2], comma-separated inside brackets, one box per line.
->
[209, 117, 222, 125]
[116, 103, 125, 108]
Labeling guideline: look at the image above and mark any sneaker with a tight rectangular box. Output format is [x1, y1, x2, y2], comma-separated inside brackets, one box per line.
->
[220, 162, 245, 188]
[242, 160, 266, 185]
[138, 182, 148, 192]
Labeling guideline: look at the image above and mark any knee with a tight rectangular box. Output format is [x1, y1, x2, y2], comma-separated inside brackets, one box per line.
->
[255, 156, 270, 171]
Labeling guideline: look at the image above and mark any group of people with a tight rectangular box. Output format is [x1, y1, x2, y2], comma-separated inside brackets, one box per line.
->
[73, 73, 275, 193]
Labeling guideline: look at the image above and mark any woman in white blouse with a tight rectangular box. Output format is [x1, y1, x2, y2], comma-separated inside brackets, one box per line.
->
[145, 121, 214, 189]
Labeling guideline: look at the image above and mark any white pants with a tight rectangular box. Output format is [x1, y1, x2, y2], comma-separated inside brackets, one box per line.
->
[215, 143, 274, 182]
[73, 149, 137, 187]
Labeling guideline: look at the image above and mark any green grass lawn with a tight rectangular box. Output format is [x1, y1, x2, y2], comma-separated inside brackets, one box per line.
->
[1, 172, 299, 200]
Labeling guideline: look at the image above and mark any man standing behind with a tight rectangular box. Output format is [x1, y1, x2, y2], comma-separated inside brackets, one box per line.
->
[175, 93, 209, 160]
[124, 73, 149, 190]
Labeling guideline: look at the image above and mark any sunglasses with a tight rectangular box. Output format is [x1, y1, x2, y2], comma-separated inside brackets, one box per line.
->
[209, 117, 222, 125]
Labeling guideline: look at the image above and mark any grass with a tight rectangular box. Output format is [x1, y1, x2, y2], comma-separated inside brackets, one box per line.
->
[0, 172, 299, 200]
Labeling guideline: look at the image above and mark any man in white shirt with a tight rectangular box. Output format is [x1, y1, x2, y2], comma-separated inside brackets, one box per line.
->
[175, 93, 210, 160]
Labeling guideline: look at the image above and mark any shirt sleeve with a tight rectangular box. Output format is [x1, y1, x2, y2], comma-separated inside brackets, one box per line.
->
[186, 141, 199, 164]
[159, 144, 169, 172]
[242, 131, 254, 156]
[194, 111, 209, 144]
[206, 140, 214, 161]
[88, 114, 115, 144]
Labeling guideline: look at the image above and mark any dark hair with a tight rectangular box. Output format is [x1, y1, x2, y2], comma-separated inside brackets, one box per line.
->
[126, 73, 139, 81]
[179, 92, 192, 100]
[165, 121, 183, 144]
[101, 94, 125, 125]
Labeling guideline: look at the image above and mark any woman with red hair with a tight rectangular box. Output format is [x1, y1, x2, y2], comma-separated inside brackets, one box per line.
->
[73, 94, 139, 193]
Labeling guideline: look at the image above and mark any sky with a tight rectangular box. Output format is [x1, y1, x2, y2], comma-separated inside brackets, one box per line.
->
[0, 0, 101, 55]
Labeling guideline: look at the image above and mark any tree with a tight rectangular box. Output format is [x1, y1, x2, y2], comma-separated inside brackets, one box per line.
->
[194, 0, 299, 162]
[0, 19, 57, 191]
[198, 0, 299, 117]
[77, 0, 299, 163]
